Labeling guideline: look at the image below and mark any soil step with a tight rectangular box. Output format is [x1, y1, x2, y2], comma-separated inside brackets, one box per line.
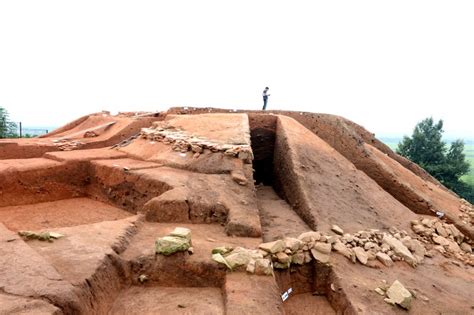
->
[257, 185, 311, 242]
[0, 197, 132, 232]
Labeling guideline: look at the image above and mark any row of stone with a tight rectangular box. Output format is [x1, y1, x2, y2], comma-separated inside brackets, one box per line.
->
[52, 139, 84, 151]
[140, 124, 253, 162]
[410, 217, 473, 266]
[458, 199, 474, 227]
[211, 225, 430, 274]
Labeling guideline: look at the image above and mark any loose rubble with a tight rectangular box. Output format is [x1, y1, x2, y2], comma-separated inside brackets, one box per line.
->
[52, 139, 84, 151]
[140, 122, 254, 162]
[155, 227, 192, 256]
[18, 231, 64, 242]
[410, 217, 473, 266]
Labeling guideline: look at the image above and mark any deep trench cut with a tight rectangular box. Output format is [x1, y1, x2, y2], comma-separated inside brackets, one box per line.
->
[249, 114, 277, 186]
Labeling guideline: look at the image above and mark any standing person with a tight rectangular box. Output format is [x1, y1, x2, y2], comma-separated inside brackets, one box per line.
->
[262, 87, 270, 110]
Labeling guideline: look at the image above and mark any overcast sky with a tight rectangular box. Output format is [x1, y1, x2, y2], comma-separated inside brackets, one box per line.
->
[1, 1, 473, 138]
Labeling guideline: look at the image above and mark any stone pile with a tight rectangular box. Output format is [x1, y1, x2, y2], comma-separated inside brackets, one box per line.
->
[211, 225, 430, 274]
[52, 139, 84, 151]
[211, 246, 273, 275]
[410, 217, 473, 266]
[140, 123, 253, 162]
[327, 225, 427, 267]
[458, 199, 474, 226]
[155, 227, 193, 256]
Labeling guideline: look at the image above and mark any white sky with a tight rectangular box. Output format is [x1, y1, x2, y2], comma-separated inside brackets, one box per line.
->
[1, 1, 473, 138]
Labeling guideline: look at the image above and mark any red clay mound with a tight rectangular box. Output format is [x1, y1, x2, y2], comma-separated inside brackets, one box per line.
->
[0, 108, 472, 314]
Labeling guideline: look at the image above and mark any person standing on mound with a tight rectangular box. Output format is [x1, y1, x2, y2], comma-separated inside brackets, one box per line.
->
[262, 87, 270, 110]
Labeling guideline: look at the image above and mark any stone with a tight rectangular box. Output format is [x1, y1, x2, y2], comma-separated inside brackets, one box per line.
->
[434, 222, 448, 238]
[405, 239, 426, 263]
[446, 240, 461, 253]
[331, 225, 344, 235]
[326, 236, 340, 244]
[382, 235, 417, 266]
[231, 171, 248, 186]
[246, 260, 256, 274]
[445, 224, 464, 244]
[273, 261, 291, 269]
[353, 247, 368, 265]
[169, 227, 192, 242]
[364, 242, 378, 250]
[376, 252, 394, 267]
[284, 237, 303, 252]
[385, 280, 413, 310]
[259, 240, 285, 254]
[342, 234, 354, 243]
[311, 248, 330, 263]
[225, 250, 253, 269]
[421, 218, 433, 227]
[460, 242, 472, 253]
[255, 258, 273, 275]
[304, 251, 312, 263]
[313, 242, 332, 254]
[432, 235, 450, 246]
[374, 287, 385, 296]
[212, 253, 232, 270]
[291, 252, 305, 265]
[412, 224, 426, 234]
[298, 231, 321, 243]
[212, 246, 233, 255]
[333, 241, 353, 259]
[155, 236, 191, 256]
[276, 252, 291, 264]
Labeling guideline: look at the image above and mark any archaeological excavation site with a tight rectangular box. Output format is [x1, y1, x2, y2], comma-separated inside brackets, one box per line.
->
[0, 108, 473, 315]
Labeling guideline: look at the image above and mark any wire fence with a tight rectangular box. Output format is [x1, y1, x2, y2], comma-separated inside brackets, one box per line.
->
[16, 122, 50, 137]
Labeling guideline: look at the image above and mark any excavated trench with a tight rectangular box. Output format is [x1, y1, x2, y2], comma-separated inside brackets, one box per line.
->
[249, 114, 339, 314]
[0, 162, 224, 314]
[0, 113, 358, 314]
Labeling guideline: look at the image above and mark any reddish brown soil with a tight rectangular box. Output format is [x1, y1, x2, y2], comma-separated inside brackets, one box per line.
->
[1, 109, 472, 315]
[284, 293, 335, 315]
[109, 286, 224, 315]
[257, 185, 310, 242]
[0, 197, 132, 232]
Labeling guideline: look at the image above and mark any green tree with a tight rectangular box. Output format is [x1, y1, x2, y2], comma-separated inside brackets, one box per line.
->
[397, 117, 473, 202]
[0, 107, 17, 138]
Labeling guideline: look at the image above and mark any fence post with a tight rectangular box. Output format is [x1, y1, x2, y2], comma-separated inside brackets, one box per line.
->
[19, 122, 22, 138]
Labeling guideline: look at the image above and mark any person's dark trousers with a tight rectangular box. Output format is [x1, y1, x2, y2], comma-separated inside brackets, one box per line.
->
[262, 96, 268, 110]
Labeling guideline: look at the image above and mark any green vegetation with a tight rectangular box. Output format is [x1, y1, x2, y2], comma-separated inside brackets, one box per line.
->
[0, 106, 17, 138]
[394, 118, 473, 203]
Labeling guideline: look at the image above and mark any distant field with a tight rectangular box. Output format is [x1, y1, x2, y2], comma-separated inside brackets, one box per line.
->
[381, 140, 474, 186]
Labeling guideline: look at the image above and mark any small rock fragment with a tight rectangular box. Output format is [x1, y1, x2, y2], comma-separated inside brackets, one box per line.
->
[259, 240, 285, 254]
[353, 247, 368, 265]
[331, 225, 344, 235]
[376, 252, 394, 267]
[385, 280, 413, 310]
